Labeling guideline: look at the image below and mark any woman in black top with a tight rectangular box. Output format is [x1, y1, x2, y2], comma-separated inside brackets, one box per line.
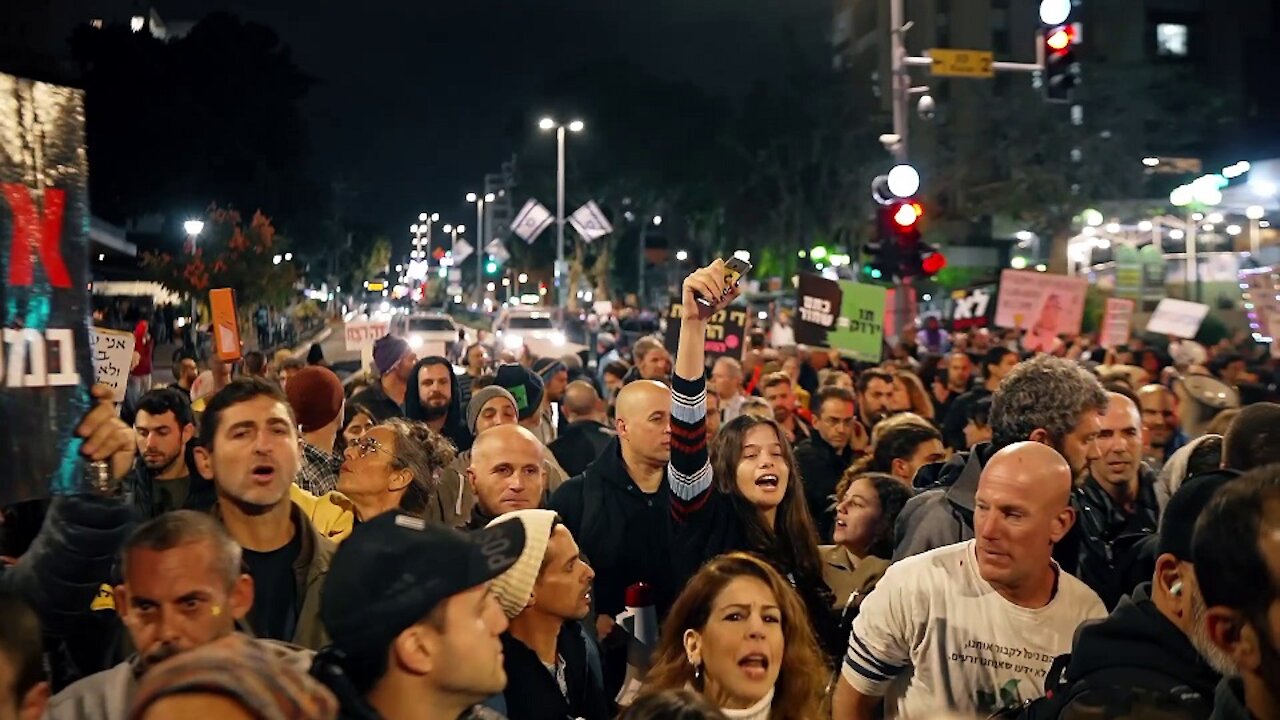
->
[667, 261, 840, 660]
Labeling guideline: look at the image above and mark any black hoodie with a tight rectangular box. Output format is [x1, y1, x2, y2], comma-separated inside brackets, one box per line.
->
[1032, 583, 1218, 718]
[403, 356, 473, 452]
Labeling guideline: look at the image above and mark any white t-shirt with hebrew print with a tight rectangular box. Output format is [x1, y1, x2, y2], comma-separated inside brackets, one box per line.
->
[841, 539, 1105, 718]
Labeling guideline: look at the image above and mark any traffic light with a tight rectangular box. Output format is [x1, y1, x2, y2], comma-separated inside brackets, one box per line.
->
[868, 199, 946, 280]
[1040, 0, 1080, 103]
[485, 258, 498, 275]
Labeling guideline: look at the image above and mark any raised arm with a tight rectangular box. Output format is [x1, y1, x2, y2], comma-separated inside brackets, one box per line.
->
[669, 262, 740, 509]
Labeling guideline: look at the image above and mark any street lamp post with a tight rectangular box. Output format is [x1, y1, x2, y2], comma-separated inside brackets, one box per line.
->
[183, 219, 205, 345]
[468, 193, 495, 302]
[539, 117, 584, 308]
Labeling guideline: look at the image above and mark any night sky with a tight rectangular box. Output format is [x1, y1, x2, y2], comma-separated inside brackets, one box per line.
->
[139, 0, 831, 232]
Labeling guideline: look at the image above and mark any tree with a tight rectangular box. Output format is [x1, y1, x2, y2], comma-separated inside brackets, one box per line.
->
[70, 14, 319, 238]
[141, 205, 297, 311]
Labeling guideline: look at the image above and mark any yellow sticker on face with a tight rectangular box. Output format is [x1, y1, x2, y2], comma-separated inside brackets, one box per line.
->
[211, 605, 222, 617]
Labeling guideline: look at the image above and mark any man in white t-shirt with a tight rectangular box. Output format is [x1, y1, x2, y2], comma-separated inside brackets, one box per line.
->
[833, 442, 1107, 719]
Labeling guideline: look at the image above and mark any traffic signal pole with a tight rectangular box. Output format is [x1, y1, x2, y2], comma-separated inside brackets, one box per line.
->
[884, 0, 1049, 332]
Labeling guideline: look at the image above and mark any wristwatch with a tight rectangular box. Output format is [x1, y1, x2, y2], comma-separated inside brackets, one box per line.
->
[85, 460, 122, 497]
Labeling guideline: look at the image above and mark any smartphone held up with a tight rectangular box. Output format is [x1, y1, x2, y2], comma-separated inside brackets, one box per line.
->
[694, 257, 753, 319]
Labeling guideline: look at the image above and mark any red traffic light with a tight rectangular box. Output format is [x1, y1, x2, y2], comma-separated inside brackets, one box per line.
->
[892, 202, 923, 228]
[1046, 25, 1074, 52]
[922, 252, 947, 275]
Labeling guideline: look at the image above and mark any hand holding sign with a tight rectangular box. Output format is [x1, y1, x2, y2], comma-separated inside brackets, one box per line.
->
[77, 384, 138, 486]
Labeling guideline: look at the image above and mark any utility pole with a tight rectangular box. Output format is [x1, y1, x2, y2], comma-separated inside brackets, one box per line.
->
[883, 0, 1045, 332]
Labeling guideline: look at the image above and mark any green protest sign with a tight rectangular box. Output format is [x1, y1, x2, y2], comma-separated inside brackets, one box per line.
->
[829, 281, 888, 363]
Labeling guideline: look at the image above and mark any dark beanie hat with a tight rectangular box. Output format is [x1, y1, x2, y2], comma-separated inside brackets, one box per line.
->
[372, 335, 410, 376]
[495, 363, 544, 420]
[1158, 469, 1239, 561]
[286, 366, 345, 433]
[532, 357, 566, 383]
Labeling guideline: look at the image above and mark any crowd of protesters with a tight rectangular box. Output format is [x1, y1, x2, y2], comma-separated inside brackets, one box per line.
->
[2, 259, 1279, 720]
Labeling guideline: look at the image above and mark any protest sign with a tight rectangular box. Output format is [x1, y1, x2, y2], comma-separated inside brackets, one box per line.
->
[793, 274, 887, 362]
[1115, 245, 1141, 301]
[1099, 298, 1136, 349]
[209, 288, 242, 361]
[1146, 298, 1210, 339]
[89, 328, 135, 404]
[663, 302, 747, 363]
[345, 320, 391, 352]
[950, 285, 996, 331]
[0, 72, 96, 504]
[994, 269, 1088, 352]
[1239, 267, 1280, 339]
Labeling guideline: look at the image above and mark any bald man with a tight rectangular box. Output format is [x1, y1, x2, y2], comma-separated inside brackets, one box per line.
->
[548, 381, 616, 477]
[835, 442, 1106, 720]
[550, 379, 678, 621]
[1137, 384, 1187, 469]
[467, 424, 548, 527]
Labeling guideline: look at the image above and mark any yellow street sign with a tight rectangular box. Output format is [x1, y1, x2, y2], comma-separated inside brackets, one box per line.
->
[929, 48, 994, 78]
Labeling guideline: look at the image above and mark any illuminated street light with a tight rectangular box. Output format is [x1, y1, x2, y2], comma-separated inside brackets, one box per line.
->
[284, 253, 292, 261]
[1226, 225, 1243, 236]
[183, 219, 205, 236]
[539, 117, 556, 131]
[466, 192, 478, 203]
[653, 215, 663, 226]
[1138, 220, 1153, 232]
[676, 250, 689, 261]
[418, 212, 428, 222]
[886, 164, 921, 198]
[1247, 205, 1266, 220]
[568, 120, 585, 133]
[518, 273, 528, 283]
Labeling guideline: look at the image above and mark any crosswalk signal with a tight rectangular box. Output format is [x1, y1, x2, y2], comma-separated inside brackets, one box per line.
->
[1040, 0, 1080, 103]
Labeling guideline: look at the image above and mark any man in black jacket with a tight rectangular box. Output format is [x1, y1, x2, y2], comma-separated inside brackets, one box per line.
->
[1024, 473, 1234, 719]
[548, 381, 615, 477]
[404, 356, 472, 452]
[1071, 389, 1162, 609]
[549, 380, 676, 621]
[488, 510, 608, 720]
[128, 388, 212, 519]
[940, 346, 1017, 450]
[794, 386, 856, 541]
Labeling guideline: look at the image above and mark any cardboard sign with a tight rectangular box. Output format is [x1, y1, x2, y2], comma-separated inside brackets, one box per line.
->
[209, 288, 242, 361]
[950, 285, 997, 331]
[1099, 298, 1136, 349]
[995, 269, 1087, 352]
[663, 303, 747, 363]
[1146, 298, 1210, 339]
[89, 327, 135, 403]
[792, 274, 886, 362]
[0, 72, 97, 503]
[345, 320, 392, 352]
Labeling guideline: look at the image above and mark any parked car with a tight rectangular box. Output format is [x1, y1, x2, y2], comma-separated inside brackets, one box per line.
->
[492, 309, 587, 360]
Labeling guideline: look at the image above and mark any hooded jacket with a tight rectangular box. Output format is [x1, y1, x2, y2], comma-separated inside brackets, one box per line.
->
[403, 356, 473, 452]
[893, 442, 999, 561]
[1022, 583, 1218, 719]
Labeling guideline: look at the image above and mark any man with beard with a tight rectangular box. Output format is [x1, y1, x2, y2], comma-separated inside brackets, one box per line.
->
[1070, 389, 1162, 609]
[193, 379, 335, 649]
[895, 355, 1106, 561]
[457, 343, 490, 410]
[760, 372, 811, 444]
[45, 511, 298, 719]
[488, 510, 607, 720]
[168, 353, 199, 396]
[1024, 473, 1234, 718]
[1138, 384, 1188, 471]
[1193, 467, 1280, 720]
[930, 351, 974, 424]
[129, 389, 210, 519]
[405, 356, 472, 452]
[350, 335, 417, 423]
[856, 369, 896, 431]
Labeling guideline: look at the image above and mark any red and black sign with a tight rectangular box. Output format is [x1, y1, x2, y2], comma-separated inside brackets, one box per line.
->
[0, 73, 95, 504]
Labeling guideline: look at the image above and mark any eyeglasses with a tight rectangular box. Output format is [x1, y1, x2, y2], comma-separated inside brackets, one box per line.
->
[353, 435, 396, 460]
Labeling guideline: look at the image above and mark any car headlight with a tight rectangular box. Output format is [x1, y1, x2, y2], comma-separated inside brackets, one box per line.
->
[503, 334, 525, 350]
[550, 331, 566, 346]
[408, 334, 423, 349]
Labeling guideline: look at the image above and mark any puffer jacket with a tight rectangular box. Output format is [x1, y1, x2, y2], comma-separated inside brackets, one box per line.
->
[2, 494, 133, 637]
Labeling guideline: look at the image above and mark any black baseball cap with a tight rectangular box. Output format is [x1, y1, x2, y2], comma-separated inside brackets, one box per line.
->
[321, 513, 526, 658]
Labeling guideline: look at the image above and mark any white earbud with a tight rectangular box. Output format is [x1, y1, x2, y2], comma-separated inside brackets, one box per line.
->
[1171, 581, 1183, 597]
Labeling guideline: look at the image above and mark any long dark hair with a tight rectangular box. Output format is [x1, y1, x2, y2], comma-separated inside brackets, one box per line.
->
[710, 414, 824, 588]
[833, 471, 914, 559]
